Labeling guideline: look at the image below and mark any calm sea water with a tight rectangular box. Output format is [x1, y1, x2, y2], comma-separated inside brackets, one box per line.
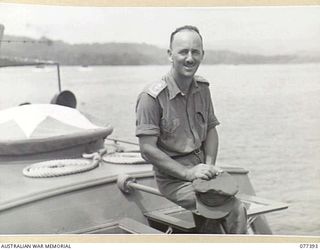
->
[1, 64, 319, 236]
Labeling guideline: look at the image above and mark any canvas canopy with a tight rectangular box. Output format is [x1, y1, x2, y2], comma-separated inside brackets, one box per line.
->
[0, 104, 113, 155]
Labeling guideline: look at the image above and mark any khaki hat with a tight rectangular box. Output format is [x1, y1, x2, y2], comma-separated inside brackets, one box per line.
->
[193, 172, 239, 219]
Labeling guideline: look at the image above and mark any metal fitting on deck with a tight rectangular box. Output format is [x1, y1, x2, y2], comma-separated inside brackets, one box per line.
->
[117, 174, 137, 194]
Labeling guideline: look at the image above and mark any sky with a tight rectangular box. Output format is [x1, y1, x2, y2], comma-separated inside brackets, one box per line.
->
[0, 3, 319, 55]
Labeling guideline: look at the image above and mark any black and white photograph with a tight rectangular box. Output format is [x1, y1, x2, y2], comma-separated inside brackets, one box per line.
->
[0, 2, 319, 240]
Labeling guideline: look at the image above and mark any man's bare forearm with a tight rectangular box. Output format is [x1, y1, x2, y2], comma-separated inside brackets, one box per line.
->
[204, 127, 219, 165]
[139, 136, 191, 180]
[139, 135, 219, 181]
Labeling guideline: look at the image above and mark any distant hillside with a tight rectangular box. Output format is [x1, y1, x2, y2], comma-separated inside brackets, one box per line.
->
[0, 35, 167, 66]
[1, 35, 320, 66]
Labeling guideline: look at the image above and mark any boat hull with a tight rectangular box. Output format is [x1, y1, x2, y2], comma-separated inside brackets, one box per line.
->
[0, 157, 272, 234]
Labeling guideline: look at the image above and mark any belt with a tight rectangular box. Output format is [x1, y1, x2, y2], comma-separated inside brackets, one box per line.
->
[171, 148, 202, 159]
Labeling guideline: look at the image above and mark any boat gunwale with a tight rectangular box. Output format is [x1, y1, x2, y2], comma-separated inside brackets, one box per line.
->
[0, 169, 154, 212]
[0, 165, 249, 213]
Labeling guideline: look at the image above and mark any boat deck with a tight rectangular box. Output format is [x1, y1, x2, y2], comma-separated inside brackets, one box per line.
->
[0, 150, 287, 234]
[0, 158, 153, 212]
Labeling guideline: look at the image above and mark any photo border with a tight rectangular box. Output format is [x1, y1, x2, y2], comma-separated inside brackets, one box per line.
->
[0, 0, 319, 245]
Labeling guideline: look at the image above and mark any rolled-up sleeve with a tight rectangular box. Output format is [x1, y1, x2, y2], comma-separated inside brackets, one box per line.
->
[135, 92, 161, 137]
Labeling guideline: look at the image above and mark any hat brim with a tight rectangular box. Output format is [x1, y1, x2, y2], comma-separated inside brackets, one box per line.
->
[195, 195, 236, 219]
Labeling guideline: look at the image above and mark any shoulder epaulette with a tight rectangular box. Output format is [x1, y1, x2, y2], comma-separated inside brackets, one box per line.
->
[195, 75, 210, 85]
[145, 80, 167, 98]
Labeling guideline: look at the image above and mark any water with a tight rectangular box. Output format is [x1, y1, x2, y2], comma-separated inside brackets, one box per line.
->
[1, 64, 319, 236]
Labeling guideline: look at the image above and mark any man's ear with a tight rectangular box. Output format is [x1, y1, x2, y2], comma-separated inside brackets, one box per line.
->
[201, 50, 205, 60]
[167, 49, 173, 63]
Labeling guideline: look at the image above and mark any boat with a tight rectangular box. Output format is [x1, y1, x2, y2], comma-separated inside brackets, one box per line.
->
[0, 23, 288, 235]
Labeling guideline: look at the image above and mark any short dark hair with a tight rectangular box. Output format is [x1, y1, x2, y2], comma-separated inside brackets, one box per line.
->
[169, 25, 203, 49]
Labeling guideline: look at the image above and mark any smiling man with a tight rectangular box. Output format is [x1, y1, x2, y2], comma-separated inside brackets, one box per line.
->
[135, 25, 247, 233]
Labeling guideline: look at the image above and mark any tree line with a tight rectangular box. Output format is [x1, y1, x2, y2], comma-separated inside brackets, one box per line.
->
[1, 35, 319, 66]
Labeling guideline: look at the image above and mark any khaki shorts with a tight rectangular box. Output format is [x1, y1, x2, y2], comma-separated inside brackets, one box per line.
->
[154, 150, 204, 210]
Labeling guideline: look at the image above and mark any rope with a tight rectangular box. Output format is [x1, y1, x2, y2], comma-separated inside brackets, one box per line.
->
[106, 137, 139, 146]
[23, 148, 107, 178]
[103, 152, 146, 164]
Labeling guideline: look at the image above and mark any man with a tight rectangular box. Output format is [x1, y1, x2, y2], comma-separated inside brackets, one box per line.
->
[136, 25, 247, 233]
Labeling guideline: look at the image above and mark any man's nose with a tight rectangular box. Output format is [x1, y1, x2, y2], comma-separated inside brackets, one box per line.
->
[186, 51, 194, 63]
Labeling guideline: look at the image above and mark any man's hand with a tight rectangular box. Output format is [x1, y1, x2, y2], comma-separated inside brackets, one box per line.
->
[185, 164, 224, 181]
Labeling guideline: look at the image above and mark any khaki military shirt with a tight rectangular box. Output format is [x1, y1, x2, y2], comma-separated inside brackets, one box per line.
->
[136, 72, 219, 157]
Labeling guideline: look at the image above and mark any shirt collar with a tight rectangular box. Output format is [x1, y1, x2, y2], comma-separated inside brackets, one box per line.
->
[164, 72, 199, 100]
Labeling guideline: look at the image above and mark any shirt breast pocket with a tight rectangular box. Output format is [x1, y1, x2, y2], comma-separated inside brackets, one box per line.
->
[160, 118, 180, 139]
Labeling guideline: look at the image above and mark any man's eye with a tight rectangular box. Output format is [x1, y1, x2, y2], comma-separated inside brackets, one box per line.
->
[179, 50, 189, 55]
[192, 50, 200, 55]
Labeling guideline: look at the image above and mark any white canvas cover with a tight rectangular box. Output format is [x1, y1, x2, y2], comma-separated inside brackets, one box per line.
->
[0, 104, 113, 155]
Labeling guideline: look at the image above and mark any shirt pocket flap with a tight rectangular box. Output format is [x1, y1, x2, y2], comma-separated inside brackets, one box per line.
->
[161, 118, 180, 133]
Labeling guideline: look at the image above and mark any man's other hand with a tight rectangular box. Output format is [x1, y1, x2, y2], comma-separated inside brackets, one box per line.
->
[185, 164, 224, 181]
